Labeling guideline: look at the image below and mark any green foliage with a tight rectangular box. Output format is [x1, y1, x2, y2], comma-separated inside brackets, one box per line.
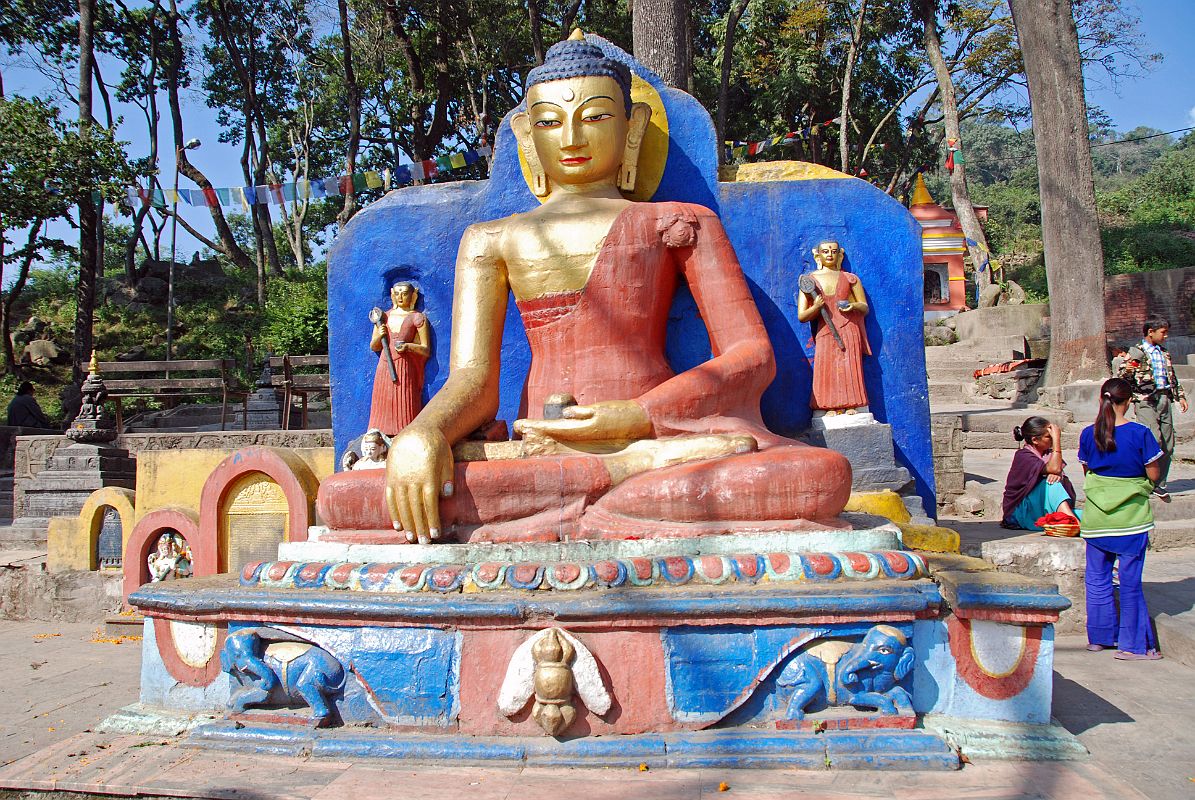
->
[0, 96, 132, 231]
[261, 270, 328, 357]
[1097, 133, 1195, 275]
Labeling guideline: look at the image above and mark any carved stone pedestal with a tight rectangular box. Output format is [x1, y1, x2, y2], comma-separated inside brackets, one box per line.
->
[243, 388, 283, 431]
[5, 442, 136, 546]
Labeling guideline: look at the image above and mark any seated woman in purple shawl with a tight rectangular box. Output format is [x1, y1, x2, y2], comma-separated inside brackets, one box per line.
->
[1001, 416, 1077, 530]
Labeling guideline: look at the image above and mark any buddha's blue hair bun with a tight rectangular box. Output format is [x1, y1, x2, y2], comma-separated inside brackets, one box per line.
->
[525, 37, 633, 116]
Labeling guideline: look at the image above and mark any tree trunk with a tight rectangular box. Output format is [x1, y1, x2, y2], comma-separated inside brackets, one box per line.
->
[337, 0, 361, 227]
[1007, 0, 1107, 386]
[2, 223, 42, 376]
[838, 0, 867, 174]
[164, 1, 256, 277]
[632, 0, 690, 90]
[921, 2, 992, 290]
[716, 0, 751, 164]
[74, 0, 98, 381]
[527, 0, 545, 64]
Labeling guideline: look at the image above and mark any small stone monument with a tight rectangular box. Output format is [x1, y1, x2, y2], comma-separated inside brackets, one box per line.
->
[7, 353, 136, 545]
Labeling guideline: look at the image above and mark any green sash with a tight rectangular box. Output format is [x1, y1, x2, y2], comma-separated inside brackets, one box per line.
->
[1080, 472, 1154, 538]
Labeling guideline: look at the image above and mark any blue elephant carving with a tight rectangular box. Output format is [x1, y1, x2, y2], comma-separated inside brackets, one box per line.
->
[776, 625, 914, 720]
[221, 627, 346, 727]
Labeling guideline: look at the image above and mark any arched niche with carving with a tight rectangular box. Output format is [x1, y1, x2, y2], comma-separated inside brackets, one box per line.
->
[78, 487, 136, 571]
[198, 446, 319, 573]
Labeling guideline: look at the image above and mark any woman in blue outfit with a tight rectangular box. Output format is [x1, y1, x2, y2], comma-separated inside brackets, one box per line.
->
[1001, 417, 1077, 530]
[1078, 377, 1164, 660]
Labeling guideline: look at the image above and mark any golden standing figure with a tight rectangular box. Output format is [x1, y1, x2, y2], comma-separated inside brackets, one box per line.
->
[796, 241, 871, 414]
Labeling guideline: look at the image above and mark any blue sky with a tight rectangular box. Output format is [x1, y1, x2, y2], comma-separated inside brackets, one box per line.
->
[3, 0, 1193, 263]
[1084, 0, 1195, 134]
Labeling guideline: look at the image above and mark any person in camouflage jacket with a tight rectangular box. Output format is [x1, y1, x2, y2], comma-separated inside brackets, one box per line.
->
[1118, 316, 1188, 498]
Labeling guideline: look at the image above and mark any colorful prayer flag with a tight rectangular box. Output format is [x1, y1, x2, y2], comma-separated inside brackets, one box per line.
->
[365, 171, 383, 189]
[395, 165, 412, 185]
[464, 150, 479, 166]
[202, 187, 219, 208]
[323, 177, 341, 197]
[410, 161, 425, 181]
[216, 187, 231, 206]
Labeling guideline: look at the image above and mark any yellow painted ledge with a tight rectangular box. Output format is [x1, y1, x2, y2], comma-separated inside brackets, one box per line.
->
[845, 489, 961, 554]
[896, 522, 961, 554]
[719, 160, 854, 183]
[845, 490, 912, 524]
[47, 517, 87, 572]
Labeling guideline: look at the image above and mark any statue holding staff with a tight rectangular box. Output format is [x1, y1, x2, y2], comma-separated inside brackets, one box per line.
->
[368, 281, 431, 436]
[796, 241, 871, 415]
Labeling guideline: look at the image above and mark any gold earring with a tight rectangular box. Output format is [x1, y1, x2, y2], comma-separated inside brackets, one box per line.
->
[512, 113, 551, 198]
[619, 103, 652, 193]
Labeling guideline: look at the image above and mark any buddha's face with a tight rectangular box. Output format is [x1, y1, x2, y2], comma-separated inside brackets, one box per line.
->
[391, 284, 416, 310]
[524, 75, 630, 188]
[815, 242, 842, 270]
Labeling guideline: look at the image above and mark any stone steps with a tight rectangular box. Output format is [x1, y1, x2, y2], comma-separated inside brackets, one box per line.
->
[926, 362, 989, 382]
[1150, 520, 1195, 550]
[962, 429, 1083, 451]
[928, 380, 965, 404]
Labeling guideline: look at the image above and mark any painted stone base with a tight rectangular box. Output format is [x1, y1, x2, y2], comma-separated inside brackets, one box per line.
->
[774, 709, 916, 731]
[186, 722, 960, 770]
[922, 715, 1088, 761]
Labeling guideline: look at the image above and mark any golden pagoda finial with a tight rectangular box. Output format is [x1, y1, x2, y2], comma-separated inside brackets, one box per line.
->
[910, 173, 934, 207]
[88, 350, 99, 375]
[568, 28, 585, 41]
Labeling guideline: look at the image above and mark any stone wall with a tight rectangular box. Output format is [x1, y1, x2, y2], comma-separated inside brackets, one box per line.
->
[1105, 266, 1195, 345]
[13, 429, 333, 519]
[931, 415, 963, 511]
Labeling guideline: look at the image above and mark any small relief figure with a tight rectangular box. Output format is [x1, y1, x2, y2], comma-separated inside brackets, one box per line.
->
[147, 531, 193, 581]
[776, 625, 914, 720]
[497, 627, 611, 736]
[796, 241, 871, 415]
[221, 627, 346, 727]
[368, 281, 431, 437]
[341, 429, 389, 472]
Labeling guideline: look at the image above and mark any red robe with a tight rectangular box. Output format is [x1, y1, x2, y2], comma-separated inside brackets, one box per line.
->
[319, 202, 852, 540]
[368, 311, 427, 436]
[809, 272, 870, 411]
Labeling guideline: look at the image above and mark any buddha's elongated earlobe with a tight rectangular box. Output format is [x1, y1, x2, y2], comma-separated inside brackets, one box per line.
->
[618, 102, 652, 193]
[512, 112, 551, 197]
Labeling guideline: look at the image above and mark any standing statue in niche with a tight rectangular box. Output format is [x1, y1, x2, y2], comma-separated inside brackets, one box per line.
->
[368, 281, 431, 436]
[796, 241, 871, 415]
[317, 30, 852, 544]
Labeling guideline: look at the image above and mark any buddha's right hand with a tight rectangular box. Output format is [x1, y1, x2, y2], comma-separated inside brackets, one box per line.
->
[384, 426, 455, 544]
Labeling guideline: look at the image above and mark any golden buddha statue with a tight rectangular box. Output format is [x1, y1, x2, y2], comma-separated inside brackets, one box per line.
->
[315, 31, 851, 544]
[796, 241, 871, 415]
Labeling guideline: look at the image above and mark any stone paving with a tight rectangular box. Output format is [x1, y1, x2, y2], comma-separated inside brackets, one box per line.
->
[1, 613, 1193, 799]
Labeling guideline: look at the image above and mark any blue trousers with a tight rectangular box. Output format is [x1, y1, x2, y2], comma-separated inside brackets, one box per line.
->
[1085, 533, 1156, 654]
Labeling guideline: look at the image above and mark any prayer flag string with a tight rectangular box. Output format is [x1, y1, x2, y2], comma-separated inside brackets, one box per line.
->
[124, 145, 493, 211]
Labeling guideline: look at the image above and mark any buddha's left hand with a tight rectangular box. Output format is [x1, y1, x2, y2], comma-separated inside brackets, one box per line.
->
[514, 400, 652, 443]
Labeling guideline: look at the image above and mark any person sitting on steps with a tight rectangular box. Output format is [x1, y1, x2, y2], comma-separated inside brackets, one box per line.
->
[1001, 416, 1077, 531]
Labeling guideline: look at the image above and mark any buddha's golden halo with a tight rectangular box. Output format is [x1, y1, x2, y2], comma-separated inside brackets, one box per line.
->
[517, 72, 669, 203]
